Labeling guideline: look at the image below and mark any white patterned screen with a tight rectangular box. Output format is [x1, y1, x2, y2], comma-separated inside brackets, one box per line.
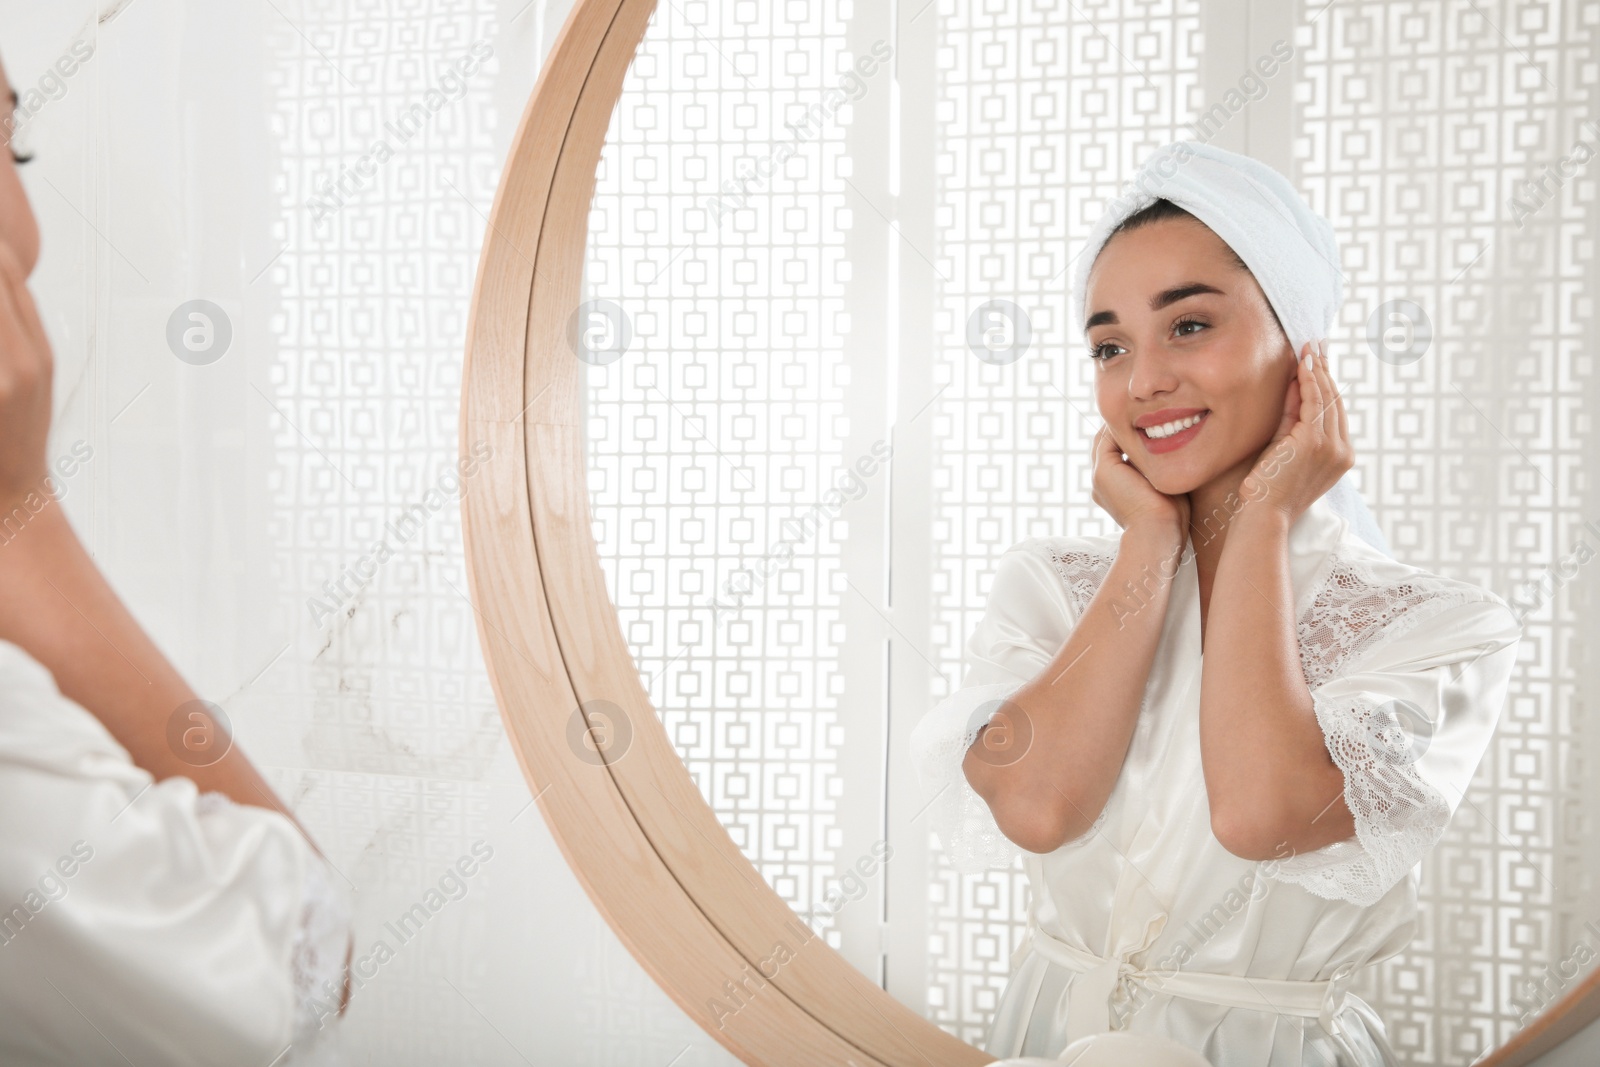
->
[1294, 2, 1597, 1061]
[583, 0, 858, 953]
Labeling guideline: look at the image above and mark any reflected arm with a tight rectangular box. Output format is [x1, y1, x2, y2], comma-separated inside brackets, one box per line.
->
[1198, 506, 1355, 859]
[964, 522, 1186, 853]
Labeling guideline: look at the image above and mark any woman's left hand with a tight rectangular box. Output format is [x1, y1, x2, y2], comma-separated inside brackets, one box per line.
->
[1239, 339, 1354, 523]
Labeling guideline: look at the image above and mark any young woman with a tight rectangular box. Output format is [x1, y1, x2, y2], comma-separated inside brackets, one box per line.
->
[0, 52, 353, 1064]
[911, 142, 1522, 1065]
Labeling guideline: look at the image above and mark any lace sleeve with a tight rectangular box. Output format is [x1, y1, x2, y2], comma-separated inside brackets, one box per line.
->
[289, 848, 355, 1049]
[197, 791, 355, 1053]
[908, 540, 1089, 873]
[910, 680, 1033, 873]
[1262, 594, 1523, 907]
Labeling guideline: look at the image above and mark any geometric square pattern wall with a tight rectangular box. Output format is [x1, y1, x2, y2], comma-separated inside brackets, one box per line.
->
[583, 0, 856, 950]
[1295, 1, 1599, 1061]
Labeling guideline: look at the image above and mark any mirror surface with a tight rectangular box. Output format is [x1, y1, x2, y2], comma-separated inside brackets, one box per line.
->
[571, 0, 1598, 1058]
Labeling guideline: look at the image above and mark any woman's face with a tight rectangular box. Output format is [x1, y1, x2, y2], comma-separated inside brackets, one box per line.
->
[0, 54, 41, 278]
[1083, 216, 1294, 499]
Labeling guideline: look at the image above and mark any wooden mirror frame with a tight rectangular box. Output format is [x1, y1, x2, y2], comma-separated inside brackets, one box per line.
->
[457, 0, 1600, 1062]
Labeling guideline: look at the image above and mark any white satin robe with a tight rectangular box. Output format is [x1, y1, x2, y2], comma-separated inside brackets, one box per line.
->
[909, 496, 1523, 1066]
[0, 639, 353, 1065]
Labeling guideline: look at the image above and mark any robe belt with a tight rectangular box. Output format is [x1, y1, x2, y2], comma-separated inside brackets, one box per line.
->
[1020, 918, 1397, 1065]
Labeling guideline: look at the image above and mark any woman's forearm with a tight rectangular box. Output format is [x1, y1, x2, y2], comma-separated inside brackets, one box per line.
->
[1198, 505, 1354, 859]
[0, 492, 317, 847]
[964, 521, 1185, 853]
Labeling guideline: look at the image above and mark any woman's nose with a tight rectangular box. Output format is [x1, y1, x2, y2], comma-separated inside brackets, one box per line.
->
[1126, 349, 1180, 402]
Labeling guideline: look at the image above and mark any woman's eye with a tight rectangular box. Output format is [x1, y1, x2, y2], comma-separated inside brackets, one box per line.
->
[1088, 341, 1121, 361]
[1174, 318, 1206, 337]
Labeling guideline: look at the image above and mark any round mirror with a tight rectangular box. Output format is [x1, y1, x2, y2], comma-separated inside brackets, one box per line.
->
[461, 0, 1600, 1063]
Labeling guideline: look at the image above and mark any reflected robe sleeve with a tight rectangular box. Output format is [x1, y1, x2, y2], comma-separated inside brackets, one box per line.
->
[0, 639, 354, 1066]
[908, 541, 1079, 873]
[1261, 591, 1524, 908]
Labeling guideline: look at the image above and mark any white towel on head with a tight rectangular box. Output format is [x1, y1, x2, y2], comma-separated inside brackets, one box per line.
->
[1071, 139, 1344, 365]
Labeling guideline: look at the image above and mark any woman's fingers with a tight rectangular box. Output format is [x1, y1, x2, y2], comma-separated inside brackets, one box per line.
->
[1095, 422, 1124, 464]
[1099, 422, 1117, 455]
[1300, 340, 1327, 441]
[1313, 339, 1339, 438]
[1309, 339, 1354, 479]
[1324, 340, 1348, 444]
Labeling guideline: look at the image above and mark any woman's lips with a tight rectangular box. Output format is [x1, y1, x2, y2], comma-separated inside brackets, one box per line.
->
[1138, 410, 1209, 454]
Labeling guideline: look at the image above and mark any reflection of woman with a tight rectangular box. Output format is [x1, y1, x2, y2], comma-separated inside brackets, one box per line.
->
[0, 55, 352, 1063]
[910, 142, 1522, 1066]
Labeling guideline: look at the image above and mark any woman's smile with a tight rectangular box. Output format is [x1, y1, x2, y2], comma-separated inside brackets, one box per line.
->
[1136, 408, 1211, 453]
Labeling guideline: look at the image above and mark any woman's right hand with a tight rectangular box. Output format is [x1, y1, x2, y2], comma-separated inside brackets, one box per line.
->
[1090, 423, 1190, 541]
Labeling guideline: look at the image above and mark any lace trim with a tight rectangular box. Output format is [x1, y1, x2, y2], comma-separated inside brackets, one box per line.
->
[915, 681, 1029, 873]
[196, 789, 233, 818]
[1046, 544, 1117, 620]
[290, 849, 354, 1047]
[196, 791, 354, 1049]
[1261, 688, 1451, 908]
[1296, 551, 1496, 687]
[1272, 552, 1502, 904]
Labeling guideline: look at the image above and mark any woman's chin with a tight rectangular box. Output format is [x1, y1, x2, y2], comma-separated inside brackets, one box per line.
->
[1132, 462, 1203, 499]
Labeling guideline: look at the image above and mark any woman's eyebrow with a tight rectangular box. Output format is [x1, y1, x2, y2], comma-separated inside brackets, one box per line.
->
[1083, 282, 1226, 331]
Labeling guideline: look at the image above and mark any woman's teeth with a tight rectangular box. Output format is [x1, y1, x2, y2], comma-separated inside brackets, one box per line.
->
[1141, 411, 1208, 439]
